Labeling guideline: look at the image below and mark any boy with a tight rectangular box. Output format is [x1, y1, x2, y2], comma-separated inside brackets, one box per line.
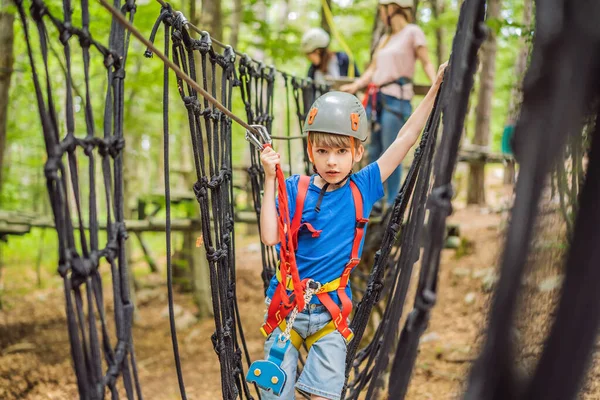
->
[258, 63, 447, 400]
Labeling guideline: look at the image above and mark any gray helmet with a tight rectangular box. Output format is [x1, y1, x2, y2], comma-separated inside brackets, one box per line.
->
[302, 91, 368, 141]
[379, 0, 413, 7]
[301, 28, 330, 54]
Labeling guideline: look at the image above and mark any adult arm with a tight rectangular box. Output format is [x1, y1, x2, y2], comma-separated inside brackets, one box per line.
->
[377, 62, 447, 182]
[416, 46, 437, 84]
[340, 60, 376, 94]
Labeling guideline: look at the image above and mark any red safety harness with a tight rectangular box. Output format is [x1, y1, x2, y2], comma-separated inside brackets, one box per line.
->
[261, 175, 369, 343]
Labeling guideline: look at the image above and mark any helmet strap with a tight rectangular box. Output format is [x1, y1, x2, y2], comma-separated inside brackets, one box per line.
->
[312, 170, 353, 213]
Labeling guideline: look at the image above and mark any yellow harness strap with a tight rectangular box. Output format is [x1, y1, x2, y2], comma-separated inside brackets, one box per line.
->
[275, 268, 341, 294]
[265, 271, 348, 350]
[261, 319, 338, 352]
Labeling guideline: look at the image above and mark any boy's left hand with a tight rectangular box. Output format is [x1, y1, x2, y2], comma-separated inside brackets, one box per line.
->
[435, 62, 449, 86]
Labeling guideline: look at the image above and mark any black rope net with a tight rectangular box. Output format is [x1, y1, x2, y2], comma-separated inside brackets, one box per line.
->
[463, 0, 600, 398]
[19, 0, 600, 398]
[144, 7, 257, 399]
[15, 0, 142, 398]
[64, 0, 481, 398]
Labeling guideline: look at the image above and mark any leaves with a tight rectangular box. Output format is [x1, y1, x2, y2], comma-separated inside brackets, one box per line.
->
[3, 0, 533, 210]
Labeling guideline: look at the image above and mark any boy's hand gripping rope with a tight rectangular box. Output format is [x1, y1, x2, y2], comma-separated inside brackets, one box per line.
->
[245, 125, 306, 312]
[244, 125, 320, 396]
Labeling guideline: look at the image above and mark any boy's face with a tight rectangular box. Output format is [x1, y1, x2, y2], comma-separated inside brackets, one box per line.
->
[311, 143, 364, 184]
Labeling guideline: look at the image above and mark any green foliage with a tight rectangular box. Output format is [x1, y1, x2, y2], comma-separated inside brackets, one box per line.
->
[1, 0, 534, 293]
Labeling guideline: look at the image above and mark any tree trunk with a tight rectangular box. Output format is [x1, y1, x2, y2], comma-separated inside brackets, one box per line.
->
[229, 0, 242, 49]
[0, 9, 14, 310]
[0, 10, 14, 193]
[503, 0, 533, 184]
[467, 0, 501, 205]
[199, 0, 222, 40]
[431, 0, 446, 65]
[190, 1, 222, 317]
[184, 229, 213, 318]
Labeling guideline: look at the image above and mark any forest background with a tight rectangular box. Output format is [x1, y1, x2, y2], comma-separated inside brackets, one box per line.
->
[0, 0, 531, 311]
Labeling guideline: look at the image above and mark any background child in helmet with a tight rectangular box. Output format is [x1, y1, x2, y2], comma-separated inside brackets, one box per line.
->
[340, 0, 436, 208]
[258, 62, 447, 400]
[301, 27, 360, 85]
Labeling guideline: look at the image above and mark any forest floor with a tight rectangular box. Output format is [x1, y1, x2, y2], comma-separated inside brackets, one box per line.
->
[1, 165, 599, 400]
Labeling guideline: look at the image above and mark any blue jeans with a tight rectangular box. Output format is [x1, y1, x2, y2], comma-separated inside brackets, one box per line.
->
[261, 300, 347, 400]
[367, 93, 412, 206]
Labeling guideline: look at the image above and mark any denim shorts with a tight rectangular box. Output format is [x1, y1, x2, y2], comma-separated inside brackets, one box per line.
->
[260, 299, 347, 400]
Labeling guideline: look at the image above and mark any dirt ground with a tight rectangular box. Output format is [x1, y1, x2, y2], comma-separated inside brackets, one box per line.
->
[1, 168, 598, 399]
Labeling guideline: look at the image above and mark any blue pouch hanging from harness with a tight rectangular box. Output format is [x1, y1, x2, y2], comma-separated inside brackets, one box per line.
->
[246, 336, 290, 396]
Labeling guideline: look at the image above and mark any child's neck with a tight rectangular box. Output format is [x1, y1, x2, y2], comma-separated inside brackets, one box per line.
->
[313, 174, 349, 191]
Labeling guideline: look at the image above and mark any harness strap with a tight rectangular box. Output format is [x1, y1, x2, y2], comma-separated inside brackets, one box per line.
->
[261, 178, 368, 343]
[290, 176, 321, 249]
[361, 76, 414, 111]
[276, 268, 341, 293]
[317, 181, 367, 342]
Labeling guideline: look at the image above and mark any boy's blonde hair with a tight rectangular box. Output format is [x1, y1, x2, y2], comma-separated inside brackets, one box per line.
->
[308, 131, 362, 152]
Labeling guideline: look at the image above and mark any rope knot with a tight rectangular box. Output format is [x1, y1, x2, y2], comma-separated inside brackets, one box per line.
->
[121, 0, 136, 13]
[405, 289, 436, 330]
[193, 179, 208, 200]
[183, 96, 200, 113]
[70, 252, 92, 281]
[107, 136, 125, 158]
[78, 29, 92, 49]
[44, 157, 61, 181]
[224, 46, 236, 65]
[171, 29, 183, 45]
[211, 331, 220, 355]
[88, 250, 100, 272]
[208, 173, 223, 190]
[29, 0, 47, 22]
[59, 23, 72, 45]
[200, 107, 212, 120]
[58, 261, 70, 278]
[427, 183, 454, 214]
[211, 108, 222, 121]
[199, 31, 212, 53]
[104, 52, 116, 69]
[61, 134, 77, 154]
[172, 11, 187, 31]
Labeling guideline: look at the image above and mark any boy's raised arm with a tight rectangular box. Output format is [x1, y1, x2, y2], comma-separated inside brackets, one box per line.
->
[260, 147, 281, 246]
[377, 62, 447, 183]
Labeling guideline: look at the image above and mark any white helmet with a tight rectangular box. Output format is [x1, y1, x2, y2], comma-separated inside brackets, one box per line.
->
[301, 28, 331, 54]
[379, 0, 413, 7]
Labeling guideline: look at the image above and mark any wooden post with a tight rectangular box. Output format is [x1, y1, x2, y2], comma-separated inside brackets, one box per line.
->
[467, 0, 501, 205]
[184, 228, 213, 318]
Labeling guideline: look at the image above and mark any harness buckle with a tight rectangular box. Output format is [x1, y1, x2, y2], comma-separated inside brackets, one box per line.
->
[356, 218, 369, 229]
[306, 279, 321, 291]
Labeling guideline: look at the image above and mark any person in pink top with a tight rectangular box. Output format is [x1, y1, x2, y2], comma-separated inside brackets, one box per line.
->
[341, 0, 436, 208]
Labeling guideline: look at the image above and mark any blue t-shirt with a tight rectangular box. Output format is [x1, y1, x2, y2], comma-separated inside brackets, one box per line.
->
[266, 162, 384, 305]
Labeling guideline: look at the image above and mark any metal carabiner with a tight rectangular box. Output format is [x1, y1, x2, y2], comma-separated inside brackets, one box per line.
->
[245, 125, 272, 151]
